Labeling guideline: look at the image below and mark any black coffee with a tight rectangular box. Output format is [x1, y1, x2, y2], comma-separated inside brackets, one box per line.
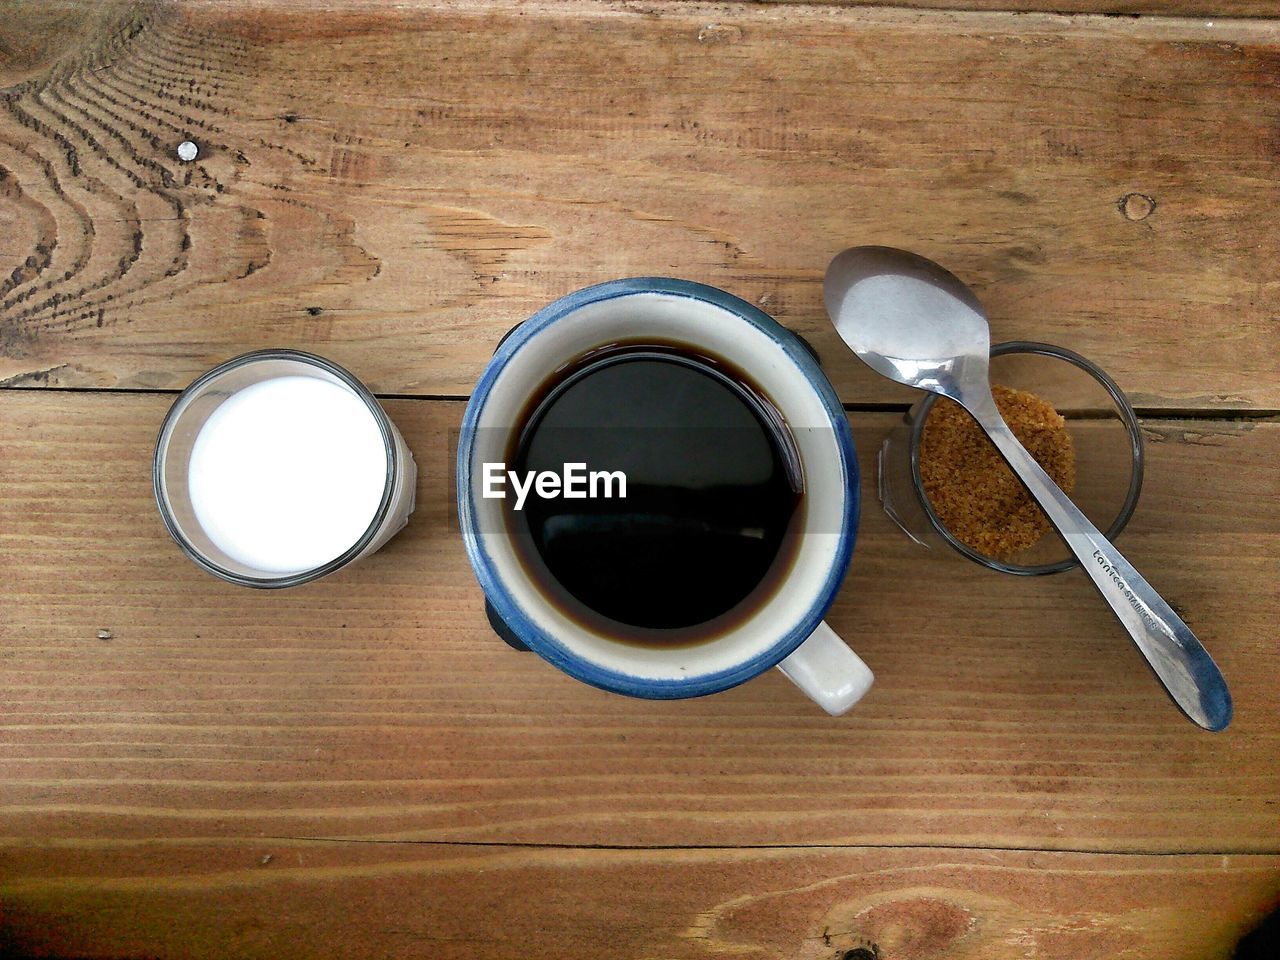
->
[505, 342, 805, 645]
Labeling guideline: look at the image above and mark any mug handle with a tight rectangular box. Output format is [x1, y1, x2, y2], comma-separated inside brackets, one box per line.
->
[777, 622, 874, 716]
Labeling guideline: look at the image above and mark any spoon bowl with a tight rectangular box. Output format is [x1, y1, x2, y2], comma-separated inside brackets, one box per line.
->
[824, 246, 991, 401]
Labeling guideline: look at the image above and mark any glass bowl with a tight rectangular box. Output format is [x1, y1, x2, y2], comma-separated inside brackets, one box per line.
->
[878, 340, 1144, 575]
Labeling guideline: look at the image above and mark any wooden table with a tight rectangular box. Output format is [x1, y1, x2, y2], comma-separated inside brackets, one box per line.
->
[2, 1, 1278, 957]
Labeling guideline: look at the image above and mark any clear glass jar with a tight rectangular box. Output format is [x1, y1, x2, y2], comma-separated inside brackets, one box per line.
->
[153, 349, 416, 588]
[878, 340, 1143, 575]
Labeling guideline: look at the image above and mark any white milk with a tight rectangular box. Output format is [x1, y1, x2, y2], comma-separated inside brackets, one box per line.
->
[187, 375, 388, 574]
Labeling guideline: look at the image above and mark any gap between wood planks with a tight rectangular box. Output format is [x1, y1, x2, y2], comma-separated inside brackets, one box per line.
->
[2, 384, 1277, 422]
[256, 836, 1280, 856]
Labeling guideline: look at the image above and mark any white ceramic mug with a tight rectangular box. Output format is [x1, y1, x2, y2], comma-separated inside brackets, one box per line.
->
[457, 279, 873, 714]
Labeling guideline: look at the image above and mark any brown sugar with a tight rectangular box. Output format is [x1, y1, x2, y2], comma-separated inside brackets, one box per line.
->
[919, 385, 1076, 561]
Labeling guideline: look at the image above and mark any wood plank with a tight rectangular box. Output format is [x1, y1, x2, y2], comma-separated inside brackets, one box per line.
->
[2, 391, 1277, 853]
[0, 2, 1277, 409]
[1, 843, 1278, 959]
[188, 1, 1280, 23]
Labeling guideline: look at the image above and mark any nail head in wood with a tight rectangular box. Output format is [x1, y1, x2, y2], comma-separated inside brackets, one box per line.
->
[1119, 192, 1155, 221]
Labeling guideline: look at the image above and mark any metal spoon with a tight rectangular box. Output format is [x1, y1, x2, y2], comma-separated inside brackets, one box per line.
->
[824, 245, 1232, 731]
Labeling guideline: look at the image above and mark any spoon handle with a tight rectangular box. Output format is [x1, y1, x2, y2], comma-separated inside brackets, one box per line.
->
[963, 392, 1232, 731]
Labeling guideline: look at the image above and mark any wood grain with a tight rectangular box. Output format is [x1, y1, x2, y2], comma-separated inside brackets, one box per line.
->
[1, 843, 1278, 960]
[1, 1, 1277, 409]
[190, 1, 1280, 22]
[2, 391, 1277, 855]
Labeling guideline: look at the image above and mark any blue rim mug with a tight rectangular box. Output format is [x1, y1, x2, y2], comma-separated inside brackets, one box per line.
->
[457, 278, 873, 714]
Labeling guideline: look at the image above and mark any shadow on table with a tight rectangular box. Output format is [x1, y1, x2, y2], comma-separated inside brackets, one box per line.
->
[1234, 906, 1280, 960]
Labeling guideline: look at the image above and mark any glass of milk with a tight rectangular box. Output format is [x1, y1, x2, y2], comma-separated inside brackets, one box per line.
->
[154, 350, 416, 587]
